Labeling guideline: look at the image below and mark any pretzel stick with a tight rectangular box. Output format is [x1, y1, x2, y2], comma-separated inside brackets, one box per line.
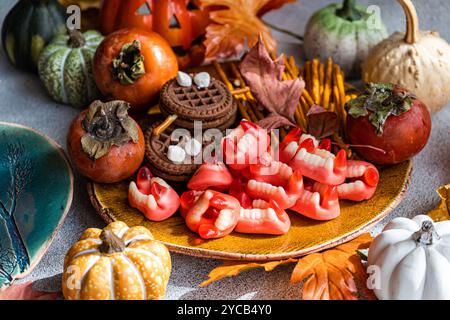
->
[305, 61, 311, 93]
[322, 57, 333, 109]
[335, 65, 347, 129]
[229, 63, 264, 122]
[295, 103, 307, 131]
[230, 87, 250, 95]
[147, 105, 161, 115]
[213, 61, 234, 90]
[332, 84, 340, 115]
[153, 115, 177, 135]
[300, 96, 310, 115]
[319, 63, 324, 104]
[288, 56, 299, 78]
[229, 63, 264, 120]
[311, 59, 320, 104]
[329, 102, 335, 113]
[213, 61, 257, 122]
[302, 89, 315, 107]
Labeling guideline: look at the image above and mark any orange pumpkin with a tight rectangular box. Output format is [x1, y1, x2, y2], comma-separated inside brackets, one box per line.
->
[100, 0, 210, 69]
[62, 221, 172, 300]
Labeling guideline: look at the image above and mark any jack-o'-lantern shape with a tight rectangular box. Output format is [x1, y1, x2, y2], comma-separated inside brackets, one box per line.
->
[100, 0, 210, 69]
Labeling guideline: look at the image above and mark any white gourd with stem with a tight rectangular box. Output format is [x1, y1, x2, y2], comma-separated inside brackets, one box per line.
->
[362, 0, 450, 113]
[368, 215, 450, 300]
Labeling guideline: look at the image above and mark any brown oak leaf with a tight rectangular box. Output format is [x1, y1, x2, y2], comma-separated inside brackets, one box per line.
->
[290, 233, 376, 300]
[200, 258, 297, 286]
[307, 104, 340, 139]
[240, 37, 305, 129]
[0, 282, 59, 300]
[201, 0, 295, 60]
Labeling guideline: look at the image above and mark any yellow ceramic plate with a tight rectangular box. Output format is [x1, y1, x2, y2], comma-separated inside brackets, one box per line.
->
[88, 160, 411, 261]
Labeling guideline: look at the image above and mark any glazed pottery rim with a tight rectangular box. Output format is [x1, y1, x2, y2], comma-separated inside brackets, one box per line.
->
[0, 121, 74, 284]
[88, 161, 412, 261]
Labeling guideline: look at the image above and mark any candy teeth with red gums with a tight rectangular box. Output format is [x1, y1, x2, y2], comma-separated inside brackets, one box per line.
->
[222, 120, 270, 170]
[279, 132, 317, 164]
[249, 161, 293, 186]
[290, 183, 340, 221]
[337, 160, 379, 201]
[245, 170, 303, 209]
[185, 191, 241, 239]
[299, 134, 319, 148]
[187, 162, 233, 191]
[229, 179, 253, 209]
[128, 174, 180, 222]
[180, 190, 204, 218]
[289, 148, 347, 186]
[252, 199, 270, 209]
[235, 200, 291, 235]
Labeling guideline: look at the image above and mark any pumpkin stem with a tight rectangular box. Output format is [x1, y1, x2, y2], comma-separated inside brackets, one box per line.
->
[336, 0, 362, 22]
[413, 221, 440, 246]
[398, 0, 420, 44]
[67, 28, 86, 48]
[112, 40, 146, 85]
[99, 229, 126, 254]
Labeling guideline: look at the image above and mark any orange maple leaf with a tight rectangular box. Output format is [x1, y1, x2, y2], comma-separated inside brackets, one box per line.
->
[200, 258, 297, 287]
[201, 0, 295, 60]
[428, 184, 450, 222]
[290, 233, 376, 300]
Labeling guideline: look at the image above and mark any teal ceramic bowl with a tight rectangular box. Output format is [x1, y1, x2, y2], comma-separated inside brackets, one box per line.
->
[0, 122, 73, 290]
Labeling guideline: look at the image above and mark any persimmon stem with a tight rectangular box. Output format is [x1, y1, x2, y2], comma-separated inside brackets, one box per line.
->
[331, 141, 387, 154]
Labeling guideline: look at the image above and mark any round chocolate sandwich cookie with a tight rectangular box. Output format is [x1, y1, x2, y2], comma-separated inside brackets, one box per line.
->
[159, 74, 237, 131]
[145, 123, 219, 182]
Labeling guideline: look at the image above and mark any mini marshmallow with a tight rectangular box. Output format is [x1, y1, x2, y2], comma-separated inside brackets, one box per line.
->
[184, 138, 202, 156]
[176, 71, 192, 87]
[194, 72, 210, 89]
[167, 145, 186, 163]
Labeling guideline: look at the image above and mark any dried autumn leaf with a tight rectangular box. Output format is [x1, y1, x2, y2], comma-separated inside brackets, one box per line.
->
[428, 184, 450, 222]
[307, 104, 340, 139]
[0, 282, 59, 300]
[291, 233, 376, 300]
[201, 0, 294, 60]
[240, 37, 305, 129]
[200, 258, 297, 286]
[258, 0, 296, 16]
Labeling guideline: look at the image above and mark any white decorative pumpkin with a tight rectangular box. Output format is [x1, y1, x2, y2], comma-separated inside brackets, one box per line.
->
[362, 0, 450, 113]
[368, 215, 450, 300]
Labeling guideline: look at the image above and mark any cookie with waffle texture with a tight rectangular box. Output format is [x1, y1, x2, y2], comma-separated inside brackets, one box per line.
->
[159, 76, 237, 131]
[144, 123, 219, 182]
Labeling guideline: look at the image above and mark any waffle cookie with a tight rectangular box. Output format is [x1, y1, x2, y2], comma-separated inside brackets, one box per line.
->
[145, 123, 217, 182]
[159, 76, 237, 131]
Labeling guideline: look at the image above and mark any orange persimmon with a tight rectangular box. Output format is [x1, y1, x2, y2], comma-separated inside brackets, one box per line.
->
[67, 100, 145, 183]
[93, 28, 178, 111]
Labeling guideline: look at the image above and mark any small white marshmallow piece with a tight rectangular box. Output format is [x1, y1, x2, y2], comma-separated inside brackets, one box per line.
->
[176, 71, 192, 87]
[167, 145, 186, 163]
[184, 138, 202, 156]
[194, 72, 210, 89]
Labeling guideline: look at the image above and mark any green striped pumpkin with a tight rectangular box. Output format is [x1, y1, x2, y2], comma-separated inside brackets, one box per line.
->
[1, 0, 67, 72]
[38, 30, 104, 108]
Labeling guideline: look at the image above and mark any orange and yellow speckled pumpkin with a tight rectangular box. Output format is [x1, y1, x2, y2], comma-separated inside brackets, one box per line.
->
[62, 221, 171, 300]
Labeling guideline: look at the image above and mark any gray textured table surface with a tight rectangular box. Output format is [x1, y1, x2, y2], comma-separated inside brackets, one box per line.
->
[0, 0, 449, 299]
